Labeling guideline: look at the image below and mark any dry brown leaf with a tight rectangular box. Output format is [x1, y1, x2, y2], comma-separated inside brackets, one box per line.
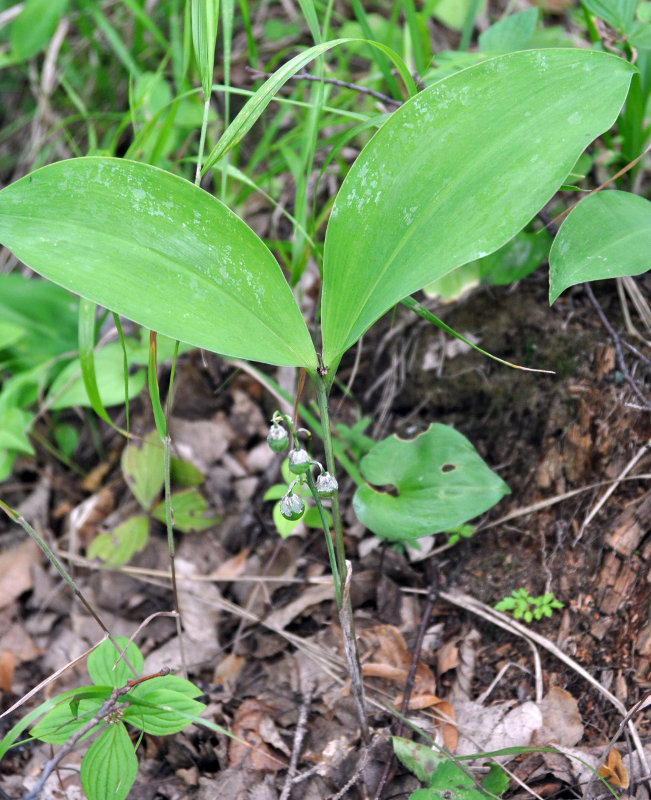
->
[394, 694, 458, 752]
[360, 624, 436, 694]
[1, 622, 42, 663]
[69, 487, 115, 547]
[228, 698, 287, 772]
[437, 639, 460, 675]
[264, 584, 333, 631]
[0, 540, 40, 609]
[213, 653, 246, 689]
[0, 651, 14, 692]
[363, 663, 410, 682]
[598, 749, 629, 789]
[454, 698, 543, 758]
[360, 625, 457, 750]
[533, 686, 583, 747]
[208, 548, 250, 580]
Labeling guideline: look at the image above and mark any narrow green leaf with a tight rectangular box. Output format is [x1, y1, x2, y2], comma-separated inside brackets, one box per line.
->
[81, 723, 138, 800]
[78, 0, 141, 78]
[0, 157, 317, 369]
[148, 333, 167, 440]
[202, 38, 417, 170]
[0, 686, 106, 760]
[353, 424, 510, 541]
[549, 191, 651, 303]
[321, 49, 635, 367]
[78, 300, 115, 426]
[88, 637, 143, 687]
[192, 0, 219, 98]
[401, 296, 554, 373]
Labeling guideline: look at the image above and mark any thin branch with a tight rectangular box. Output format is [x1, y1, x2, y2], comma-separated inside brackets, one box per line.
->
[279, 683, 313, 800]
[245, 65, 402, 107]
[373, 564, 439, 800]
[583, 282, 650, 410]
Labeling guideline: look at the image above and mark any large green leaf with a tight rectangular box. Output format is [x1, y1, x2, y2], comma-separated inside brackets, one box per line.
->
[549, 190, 651, 303]
[353, 424, 509, 541]
[0, 158, 317, 369]
[321, 49, 634, 367]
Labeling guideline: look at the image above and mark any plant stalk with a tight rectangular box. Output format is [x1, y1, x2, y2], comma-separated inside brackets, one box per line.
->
[313, 372, 368, 741]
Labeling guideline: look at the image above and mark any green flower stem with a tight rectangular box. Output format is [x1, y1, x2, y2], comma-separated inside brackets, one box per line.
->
[195, 96, 212, 185]
[314, 373, 348, 586]
[313, 372, 368, 739]
[305, 470, 341, 607]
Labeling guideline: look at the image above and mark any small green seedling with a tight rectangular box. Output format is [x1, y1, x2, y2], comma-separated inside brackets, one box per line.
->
[495, 588, 564, 623]
[87, 430, 219, 566]
[0, 638, 205, 800]
[393, 736, 509, 800]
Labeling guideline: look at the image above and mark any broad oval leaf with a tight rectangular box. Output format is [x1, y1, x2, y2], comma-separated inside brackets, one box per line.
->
[0, 157, 317, 369]
[549, 190, 651, 303]
[353, 424, 509, 541]
[321, 49, 635, 366]
[80, 722, 138, 800]
[123, 687, 206, 734]
[88, 637, 144, 687]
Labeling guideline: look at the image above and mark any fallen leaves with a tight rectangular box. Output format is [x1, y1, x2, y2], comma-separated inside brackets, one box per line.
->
[228, 699, 288, 772]
[0, 539, 40, 609]
[360, 624, 457, 751]
[598, 748, 629, 789]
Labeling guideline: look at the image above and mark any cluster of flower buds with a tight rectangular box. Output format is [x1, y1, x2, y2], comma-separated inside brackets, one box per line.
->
[266, 412, 338, 521]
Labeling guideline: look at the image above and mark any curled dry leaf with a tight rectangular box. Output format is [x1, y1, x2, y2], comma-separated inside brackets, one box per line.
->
[360, 624, 457, 750]
[598, 749, 629, 789]
[228, 698, 288, 772]
[0, 650, 14, 693]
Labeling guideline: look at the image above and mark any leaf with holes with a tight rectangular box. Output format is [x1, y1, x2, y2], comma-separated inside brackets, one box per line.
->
[353, 424, 509, 541]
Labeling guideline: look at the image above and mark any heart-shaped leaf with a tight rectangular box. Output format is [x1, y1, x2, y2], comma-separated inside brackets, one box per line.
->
[121, 430, 165, 511]
[549, 190, 651, 303]
[321, 49, 634, 366]
[353, 424, 509, 541]
[0, 157, 317, 369]
[152, 488, 220, 532]
[87, 515, 150, 567]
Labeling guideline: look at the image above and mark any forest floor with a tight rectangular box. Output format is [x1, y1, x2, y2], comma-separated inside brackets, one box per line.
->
[1, 266, 649, 799]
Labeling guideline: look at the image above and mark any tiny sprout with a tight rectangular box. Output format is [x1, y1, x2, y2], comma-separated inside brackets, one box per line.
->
[288, 447, 312, 474]
[267, 422, 289, 453]
[316, 471, 338, 498]
[279, 492, 305, 521]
